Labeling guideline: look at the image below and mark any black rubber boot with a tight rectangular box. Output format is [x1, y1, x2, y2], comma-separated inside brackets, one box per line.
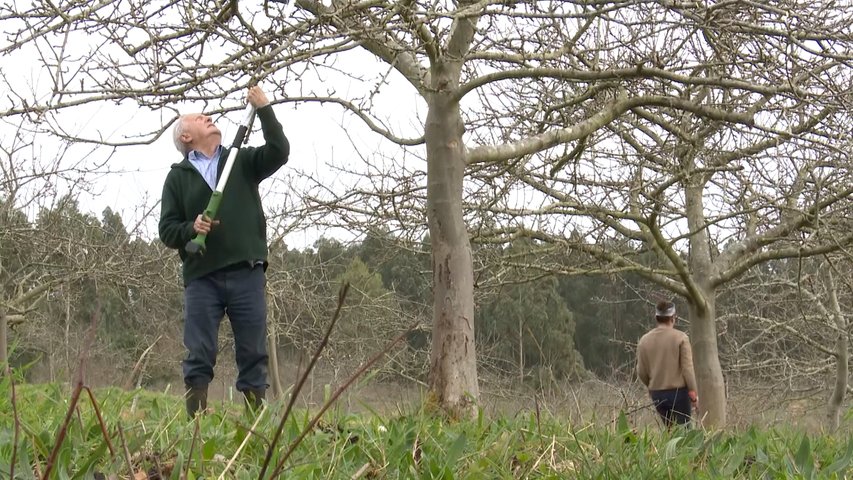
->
[185, 385, 209, 419]
[243, 388, 266, 414]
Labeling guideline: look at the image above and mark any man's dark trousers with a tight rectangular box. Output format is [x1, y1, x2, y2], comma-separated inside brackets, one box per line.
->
[182, 264, 268, 393]
[650, 388, 691, 427]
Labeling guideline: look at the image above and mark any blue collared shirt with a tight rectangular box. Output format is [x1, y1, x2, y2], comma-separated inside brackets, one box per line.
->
[188, 146, 223, 190]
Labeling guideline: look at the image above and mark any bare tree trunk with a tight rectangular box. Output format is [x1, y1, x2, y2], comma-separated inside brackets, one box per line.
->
[823, 268, 847, 431]
[688, 292, 726, 427]
[685, 178, 727, 427]
[267, 322, 283, 400]
[518, 316, 524, 385]
[425, 91, 478, 418]
[0, 309, 8, 372]
[65, 290, 72, 374]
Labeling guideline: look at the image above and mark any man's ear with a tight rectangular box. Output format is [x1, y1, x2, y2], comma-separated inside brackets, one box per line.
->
[180, 132, 192, 146]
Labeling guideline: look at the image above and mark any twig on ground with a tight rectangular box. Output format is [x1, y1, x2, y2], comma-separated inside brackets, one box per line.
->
[351, 462, 371, 479]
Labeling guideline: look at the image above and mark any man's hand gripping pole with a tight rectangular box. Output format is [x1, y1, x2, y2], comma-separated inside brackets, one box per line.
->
[185, 104, 256, 256]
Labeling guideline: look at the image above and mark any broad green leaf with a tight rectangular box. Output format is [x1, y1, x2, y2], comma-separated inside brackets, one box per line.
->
[755, 447, 769, 466]
[615, 411, 636, 443]
[233, 423, 248, 446]
[72, 442, 108, 480]
[202, 439, 217, 461]
[171, 451, 184, 480]
[794, 436, 814, 479]
[720, 442, 746, 477]
[824, 438, 853, 475]
[664, 436, 683, 460]
[445, 431, 468, 469]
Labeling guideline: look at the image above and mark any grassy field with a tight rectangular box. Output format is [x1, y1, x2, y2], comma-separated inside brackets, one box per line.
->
[2, 375, 853, 480]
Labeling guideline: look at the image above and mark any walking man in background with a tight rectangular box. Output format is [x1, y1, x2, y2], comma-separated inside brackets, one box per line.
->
[158, 86, 290, 418]
[636, 300, 698, 427]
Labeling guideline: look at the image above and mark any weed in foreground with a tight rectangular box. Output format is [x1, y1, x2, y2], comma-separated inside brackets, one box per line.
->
[2, 383, 853, 479]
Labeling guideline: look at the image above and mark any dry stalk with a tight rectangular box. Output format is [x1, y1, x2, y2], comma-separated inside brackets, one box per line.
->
[6, 361, 19, 479]
[351, 462, 371, 479]
[42, 297, 100, 480]
[528, 435, 557, 473]
[117, 423, 136, 480]
[257, 283, 351, 480]
[218, 406, 268, 480]
[534, 395, 542, 440]
[183, 416, 201, 480]
[267, 321, 416, 478]
[84, 386, 116, 456]
[42, 374, 84, 479]
[123, 334, 162, 390]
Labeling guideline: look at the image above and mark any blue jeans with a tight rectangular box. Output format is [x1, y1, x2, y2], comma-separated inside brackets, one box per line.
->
[650, 388, 692, 427]
[182, 264, 268, 392]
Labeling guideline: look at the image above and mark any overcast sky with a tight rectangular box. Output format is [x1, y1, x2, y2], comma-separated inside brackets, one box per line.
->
[0, 19, 426, 251]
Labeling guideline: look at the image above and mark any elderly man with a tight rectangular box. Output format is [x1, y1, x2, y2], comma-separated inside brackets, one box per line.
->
[159, 86, 289, 418]
[636, 300, 699, 427]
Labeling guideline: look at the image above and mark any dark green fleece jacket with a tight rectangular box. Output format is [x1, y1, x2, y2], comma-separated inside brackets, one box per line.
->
[159, 105, 289, 284]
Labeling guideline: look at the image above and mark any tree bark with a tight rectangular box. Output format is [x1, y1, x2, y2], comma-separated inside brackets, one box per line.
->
[824, 268, 847, 431]
[518, 316, 524, 384]
[684, 177, 727, 427]
[687, 292, 726, 427]
[0, 309, 8, 373]
[267, 321, 283, 400]
[425, 87, 478, 418]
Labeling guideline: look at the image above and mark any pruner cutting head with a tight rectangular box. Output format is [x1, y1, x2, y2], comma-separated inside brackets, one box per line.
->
[242, 63, 268, 144]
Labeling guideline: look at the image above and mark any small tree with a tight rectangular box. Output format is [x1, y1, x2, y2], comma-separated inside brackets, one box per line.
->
[718, 255, 852, 430]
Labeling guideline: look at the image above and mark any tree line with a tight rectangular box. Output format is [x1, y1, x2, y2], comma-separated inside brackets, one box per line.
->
[2, 196, 849, 428]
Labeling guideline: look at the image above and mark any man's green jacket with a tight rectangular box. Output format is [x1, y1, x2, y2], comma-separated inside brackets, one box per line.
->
[159, 105, 289, 285]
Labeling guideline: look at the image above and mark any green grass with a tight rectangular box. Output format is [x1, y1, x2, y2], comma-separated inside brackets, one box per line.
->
[2, 378, 852, 479]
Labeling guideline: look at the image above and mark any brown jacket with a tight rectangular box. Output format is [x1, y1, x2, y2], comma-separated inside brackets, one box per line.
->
[636, 326, 698, 392]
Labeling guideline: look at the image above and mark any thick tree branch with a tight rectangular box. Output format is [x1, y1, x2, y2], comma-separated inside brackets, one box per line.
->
[295, 0, 429, 93]
[456, 64, 810, 102]
[717, 232, 853, 287]
[714, 185, 853, 285]
[466, 93, 753, 165]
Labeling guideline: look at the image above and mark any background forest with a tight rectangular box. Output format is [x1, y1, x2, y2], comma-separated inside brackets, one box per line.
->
[2, 196, 850, 429]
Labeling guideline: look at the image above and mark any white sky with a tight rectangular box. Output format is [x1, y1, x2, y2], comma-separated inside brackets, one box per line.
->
[1, 29, 426, 251]
[3, 2, 843, 257]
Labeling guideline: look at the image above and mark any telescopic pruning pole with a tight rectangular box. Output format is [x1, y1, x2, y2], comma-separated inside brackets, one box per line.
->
[185, 104, 256, 256]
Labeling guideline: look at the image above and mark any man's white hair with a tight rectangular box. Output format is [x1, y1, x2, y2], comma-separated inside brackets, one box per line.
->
[172, 115, 189, 155]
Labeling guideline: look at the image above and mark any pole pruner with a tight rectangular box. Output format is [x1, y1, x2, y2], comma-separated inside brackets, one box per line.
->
[184, 103, 256, 256]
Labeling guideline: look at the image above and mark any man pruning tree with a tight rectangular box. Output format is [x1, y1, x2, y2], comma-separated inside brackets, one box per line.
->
[159, 86, 290, 418]
[636, 300, 699, 427]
